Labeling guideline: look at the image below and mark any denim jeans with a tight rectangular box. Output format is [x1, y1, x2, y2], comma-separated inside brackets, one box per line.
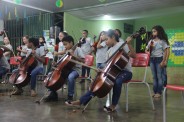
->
[30, 66, 43, 90]
[67, 70, 79, 97]
[96, 63, 106, 69]
[12, 67, 43, 90]
[112, 70, 132, 106]
[150, 57, 164, 94]
[79, 70, 132, 106]
[0, 67, 9, 79]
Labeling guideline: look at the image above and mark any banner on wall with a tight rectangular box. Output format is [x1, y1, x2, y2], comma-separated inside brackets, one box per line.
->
[166, 29, 184, 67]
[43, 30, 54, 59]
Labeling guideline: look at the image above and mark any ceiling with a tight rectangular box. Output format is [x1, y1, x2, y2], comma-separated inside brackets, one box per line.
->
[0, 0, 184, 20]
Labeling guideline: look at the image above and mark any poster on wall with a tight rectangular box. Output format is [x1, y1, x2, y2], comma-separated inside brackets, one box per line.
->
[43, 30, 54, 59]
[166, 29, 184, 67]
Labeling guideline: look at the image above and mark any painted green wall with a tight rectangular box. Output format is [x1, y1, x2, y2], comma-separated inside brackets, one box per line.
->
[64, 12, 184, 84]
[64, 12, 135, 41]
[134, 12, 184, 84]
[134, 12, 184, 31]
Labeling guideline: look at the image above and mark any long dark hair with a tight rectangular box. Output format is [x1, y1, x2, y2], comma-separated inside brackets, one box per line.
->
[97, 31, 106, 42]
[39, 36, 46, 45]
[115, 29, 122, 38]
[22, 35, 29, 45]
[151, 25, 169, 45]
[106, 29, 119, 42]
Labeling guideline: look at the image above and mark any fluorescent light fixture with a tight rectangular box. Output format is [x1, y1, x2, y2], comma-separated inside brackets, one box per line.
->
[2, 0, 53, 13]
[103, 15, 111, 19]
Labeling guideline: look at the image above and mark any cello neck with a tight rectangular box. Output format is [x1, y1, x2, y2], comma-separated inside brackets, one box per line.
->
[20, 46, 37, 67]
[105, 41, 127, 63]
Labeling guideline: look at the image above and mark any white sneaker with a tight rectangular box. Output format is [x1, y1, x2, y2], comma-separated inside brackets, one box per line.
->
[63, 84, 67, 89]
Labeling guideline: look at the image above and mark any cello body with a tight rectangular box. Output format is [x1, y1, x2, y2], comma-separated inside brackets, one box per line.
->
[44, 54, 76, 91]
[90, 48, 129, 98]
[9, 51, 37, 87]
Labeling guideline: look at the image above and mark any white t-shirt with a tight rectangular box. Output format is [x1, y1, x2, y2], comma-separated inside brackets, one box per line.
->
[146, 39, 169, 57]
[0, 56, 10, 69]
[80, 37, 94, 55]
[26, 46, 45, 68]
[65, 47, 85, 74]
[106, 41, 132, 72]
[20, 45, 28, 57]
[58, 41, 65, 59]
[3, 44, 13, 60]
[96, 41, 108, 63]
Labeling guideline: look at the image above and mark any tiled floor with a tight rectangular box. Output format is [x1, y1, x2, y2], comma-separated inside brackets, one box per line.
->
[0, 81, 183, 122]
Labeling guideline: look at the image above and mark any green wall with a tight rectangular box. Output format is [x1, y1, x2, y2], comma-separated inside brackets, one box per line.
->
[134, 12, 184, 84]
[64, 12, 184, 84]
[134, 12, 184, 31]
[64, 13, 135, 41]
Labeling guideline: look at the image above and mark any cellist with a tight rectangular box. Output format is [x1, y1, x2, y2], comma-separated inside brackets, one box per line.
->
[43, 35, 85, 102]
[12, 38, 45, 97]
[0, 48, 10, 81]
[65, 29, 136, 113]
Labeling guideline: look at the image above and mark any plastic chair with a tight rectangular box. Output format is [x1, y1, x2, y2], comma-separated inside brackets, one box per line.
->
[10, 56, 22, 65]
[36, 57, 49, 81]
[125, 53, 155, 112]
[1, 56, 22, 95]
[2, 56, 22, 83]
[163, 85, 184, 122]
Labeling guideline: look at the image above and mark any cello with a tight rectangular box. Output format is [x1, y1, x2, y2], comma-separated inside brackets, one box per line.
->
[90, 27, 146, 98]
[9, 47, 37, 87]
[44, 42, 80, 91]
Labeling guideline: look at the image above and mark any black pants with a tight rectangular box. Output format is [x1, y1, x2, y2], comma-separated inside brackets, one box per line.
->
[81, 66, 90, 81]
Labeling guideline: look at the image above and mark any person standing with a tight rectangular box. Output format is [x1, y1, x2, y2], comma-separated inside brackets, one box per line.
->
[145, 25, 170, 98]
[79, 30, 94, 83]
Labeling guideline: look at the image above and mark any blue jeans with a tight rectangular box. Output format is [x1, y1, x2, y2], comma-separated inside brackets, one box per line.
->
[12, 67, 43, 90]
[80, 70, 132, 106]
[150, 57, 164, 94]
[30, 66, 43, 90]
[49, 69, 79, 97]
[67, 70, 79, 97]
[0, 67, 9, 79]
[96, 63, 106, 69]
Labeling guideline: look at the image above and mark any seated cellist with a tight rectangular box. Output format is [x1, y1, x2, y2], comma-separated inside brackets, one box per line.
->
[12, 38, 45, 97]
[43, 35, 85, 102]
[65, 29, 136, 113]
[0, 48, 10, 81]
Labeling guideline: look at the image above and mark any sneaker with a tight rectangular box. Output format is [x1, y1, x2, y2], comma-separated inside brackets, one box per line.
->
[43, 91, 58, 102]
[43, 96, 58, 102]
[63, 84, 67, 89]
[11, 88, 23, 95]
[103, 106, 115, 113]
[65, 101, 80, 107]
[31, 90, 37, 97]
[65, 95, 73, 102]
[87, 75, 91, 79]
[154, 93, 161, 98]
